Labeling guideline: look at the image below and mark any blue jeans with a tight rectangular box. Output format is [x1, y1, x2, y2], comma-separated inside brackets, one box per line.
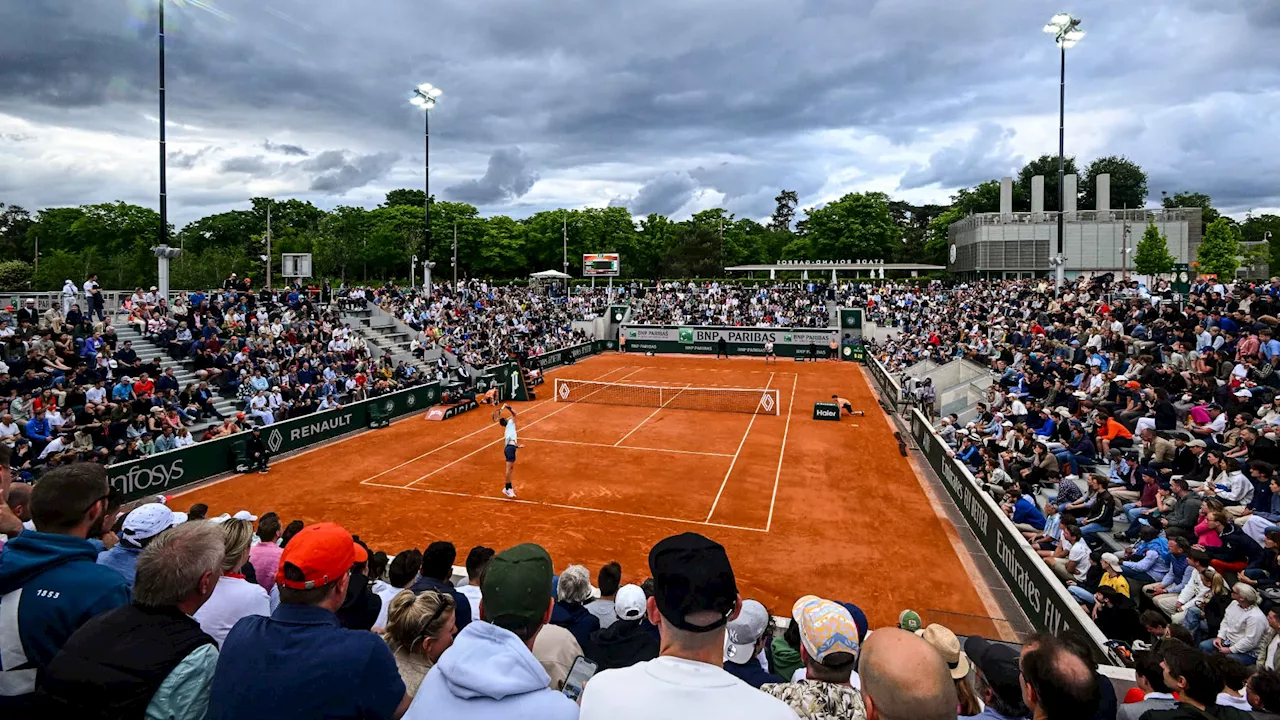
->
[1183, 606, 1208, 641]
[1080, 522, 1110, 541]
[1197, 639, 1256, 665]
[1055, 451, 1089, 475]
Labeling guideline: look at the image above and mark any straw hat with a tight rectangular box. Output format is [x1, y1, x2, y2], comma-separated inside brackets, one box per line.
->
[916, 624, 971, 680]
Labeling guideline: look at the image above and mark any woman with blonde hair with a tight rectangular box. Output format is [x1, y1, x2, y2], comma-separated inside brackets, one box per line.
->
[193, 518, 270, 646]
[382, 589, 457, 696]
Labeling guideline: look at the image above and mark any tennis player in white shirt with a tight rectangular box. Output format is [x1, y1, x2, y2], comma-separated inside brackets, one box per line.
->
[496, 403, 523, 498]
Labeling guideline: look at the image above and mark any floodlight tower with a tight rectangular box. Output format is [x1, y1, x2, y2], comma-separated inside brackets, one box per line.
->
[1044, 13, 1085, 294]
[411, 82, 443, 293]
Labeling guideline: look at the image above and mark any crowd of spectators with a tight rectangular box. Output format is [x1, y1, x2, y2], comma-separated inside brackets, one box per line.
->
[5, 459, 1185, 720]
[370, 281, 601, 370]
[628, 281, 831, 328]
[862, 272, 1280, 693]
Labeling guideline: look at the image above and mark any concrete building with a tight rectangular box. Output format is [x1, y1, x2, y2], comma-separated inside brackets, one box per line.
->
[946, 173, 1204, 280]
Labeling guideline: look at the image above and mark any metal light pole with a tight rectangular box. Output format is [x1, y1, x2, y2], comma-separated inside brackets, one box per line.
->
[411, 82, 443, 273]
[452, 222, 458, 287]
[158, 0, 169, 250]
[1044, 13, 1084, 294]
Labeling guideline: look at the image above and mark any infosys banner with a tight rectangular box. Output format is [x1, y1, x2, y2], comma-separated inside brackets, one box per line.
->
[620, 325, 836, 358]
[109, 381, 443, 502]
[907, 408, 1114, 664]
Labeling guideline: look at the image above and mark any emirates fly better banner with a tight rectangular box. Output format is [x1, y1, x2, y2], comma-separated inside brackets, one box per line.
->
[620, 325, 837, 358]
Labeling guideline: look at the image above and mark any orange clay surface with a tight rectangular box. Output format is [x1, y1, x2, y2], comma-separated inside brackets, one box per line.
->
[177, 353, 998, 633]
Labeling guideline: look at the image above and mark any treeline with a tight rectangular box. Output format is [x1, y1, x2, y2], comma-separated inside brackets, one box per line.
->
[1, 154, 1277, 291]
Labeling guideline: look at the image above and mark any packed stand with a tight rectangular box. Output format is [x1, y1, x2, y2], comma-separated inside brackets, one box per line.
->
[885, 272, 1280, 676]
[121, 275, 421, 441]
[369, 281, 602, 372]
[0, 274, 201, 478]
[628, 281, 832, 328]
[5, 462, 1202, 720]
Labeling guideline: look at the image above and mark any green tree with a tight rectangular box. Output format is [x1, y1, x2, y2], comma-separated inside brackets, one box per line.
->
[1017, 155, 1078, 212]
[478, 216, 528, 276]
[315, 206, 370, 281]
[176, 210, 260, 254]
[0, 204, 34, 261]
[1163, 192, 1220, 225]
[1080, 155, 1148, 210]
[633, 214, 672, 279]
[1196, 217, 1241, 278]
[769, 190, 798, 232]
[383, 189, 427, 209]
[0, 260, 32, 290]
[1132, 221, 1176, 277]
[32, 250, 97, 291]
[1241, 214, 1280, 273]
[799, 191, 901, 261]
[663, 213, 725, 278]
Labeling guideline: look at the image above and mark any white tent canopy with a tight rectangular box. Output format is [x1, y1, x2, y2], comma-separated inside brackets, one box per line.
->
[529, 269, 572, 280]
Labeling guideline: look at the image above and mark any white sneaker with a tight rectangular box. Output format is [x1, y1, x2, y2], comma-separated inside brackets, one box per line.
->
[1064, 474, 1079, 481]
[503, 487, 515, 498]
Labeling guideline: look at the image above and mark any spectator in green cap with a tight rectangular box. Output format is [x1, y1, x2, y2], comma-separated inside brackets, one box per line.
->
[403, 543, 578, 720]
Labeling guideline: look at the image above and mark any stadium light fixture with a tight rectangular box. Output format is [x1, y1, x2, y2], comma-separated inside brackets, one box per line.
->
[1045, 12, 1084, 295]
[410, 82, 444, 279]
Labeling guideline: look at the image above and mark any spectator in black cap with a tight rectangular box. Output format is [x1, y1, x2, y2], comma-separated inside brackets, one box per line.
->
[963, 635, 1030, 719]
[578, 532, 796, 719]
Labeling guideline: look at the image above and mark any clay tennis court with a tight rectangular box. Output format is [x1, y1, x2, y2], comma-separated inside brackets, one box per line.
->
[176, 353, 1010, 636]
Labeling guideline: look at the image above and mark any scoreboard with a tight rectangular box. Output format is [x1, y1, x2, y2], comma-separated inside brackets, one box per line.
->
[582, 253, 620, 277]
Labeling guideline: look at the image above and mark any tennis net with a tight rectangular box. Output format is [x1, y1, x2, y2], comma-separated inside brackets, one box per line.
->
[554, 378, 780, 415]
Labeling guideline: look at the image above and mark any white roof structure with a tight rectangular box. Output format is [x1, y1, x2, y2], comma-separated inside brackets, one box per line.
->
[529, 269, 572, 279]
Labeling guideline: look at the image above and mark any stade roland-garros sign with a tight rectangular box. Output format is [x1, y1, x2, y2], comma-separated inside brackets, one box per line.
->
[622, 325, 837, 359]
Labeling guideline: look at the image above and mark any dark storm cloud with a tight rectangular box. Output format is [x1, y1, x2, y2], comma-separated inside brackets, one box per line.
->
[2, 0, 1278, 220]
[306, 151, 399, 194]
[445, 147, 539, 205]
[610, 171, 699, 217]
[219, 155, 274, 175]
[898, 123, 1023, 190]
[263, 140, 309, 157]
[170, 146, 217, 170]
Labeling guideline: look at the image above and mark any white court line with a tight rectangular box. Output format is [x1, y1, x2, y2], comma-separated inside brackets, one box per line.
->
[406, 367, 646, 487]
[363, 480, 768, 533]
[612, 383, 692, 447]
[765, 373, 799, 532]
[360, 364, 635, 486]
[704, 371, 774, 522]
[523, 436, 733, 458]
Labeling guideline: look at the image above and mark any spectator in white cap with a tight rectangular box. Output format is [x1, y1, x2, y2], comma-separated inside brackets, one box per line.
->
[761, 595, 866, 718]
[193, 518, 269, 647]
[584, 584, 658, 671]
[96, 502, 181, 590]
[723, 599, 783, 688]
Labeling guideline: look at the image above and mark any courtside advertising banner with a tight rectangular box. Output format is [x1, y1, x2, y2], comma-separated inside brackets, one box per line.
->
[620, 325, 836, 358]
[906, 408, 1114, 664]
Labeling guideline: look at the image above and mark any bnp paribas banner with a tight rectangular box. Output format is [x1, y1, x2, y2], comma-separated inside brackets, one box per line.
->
[620, 325, 837, 358]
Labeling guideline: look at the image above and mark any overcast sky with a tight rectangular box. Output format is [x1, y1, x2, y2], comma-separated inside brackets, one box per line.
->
[2, 0, 1277, 227]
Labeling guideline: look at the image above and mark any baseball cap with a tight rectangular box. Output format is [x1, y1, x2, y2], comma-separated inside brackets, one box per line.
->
[614, 584, 646, 621]
[724, 599, 770, 664]
[1236, 388, 1254, 398]
[793, 596, 860, 663]
[965, 636, 1022, 697]
[898, 609, 923, 632]
[121, 503, 179, 545]
[481, 543, 554, 630]
[1189, 439, 1207, 448]
[649, 532, 738, 633]
[275, 522, 358, 590]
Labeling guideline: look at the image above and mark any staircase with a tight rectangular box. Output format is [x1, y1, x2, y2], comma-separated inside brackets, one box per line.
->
[339, 304, 436, 375]
[111, 322, 243, 435]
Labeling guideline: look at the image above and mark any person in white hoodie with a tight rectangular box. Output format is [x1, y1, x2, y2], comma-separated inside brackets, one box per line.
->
[404, 543, 578, 720]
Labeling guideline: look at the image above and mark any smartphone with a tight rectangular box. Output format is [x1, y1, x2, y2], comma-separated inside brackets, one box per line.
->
[561, 655, 598, 701]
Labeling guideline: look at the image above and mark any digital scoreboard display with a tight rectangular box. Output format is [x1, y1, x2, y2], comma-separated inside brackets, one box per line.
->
[582, 253, 620, 277]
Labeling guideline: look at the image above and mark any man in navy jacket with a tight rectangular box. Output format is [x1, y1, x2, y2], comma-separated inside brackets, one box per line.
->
[0, 463, 130, 711]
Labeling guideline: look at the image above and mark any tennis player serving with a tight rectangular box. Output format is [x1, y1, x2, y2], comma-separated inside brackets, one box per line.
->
[497, 403, 523, 498]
